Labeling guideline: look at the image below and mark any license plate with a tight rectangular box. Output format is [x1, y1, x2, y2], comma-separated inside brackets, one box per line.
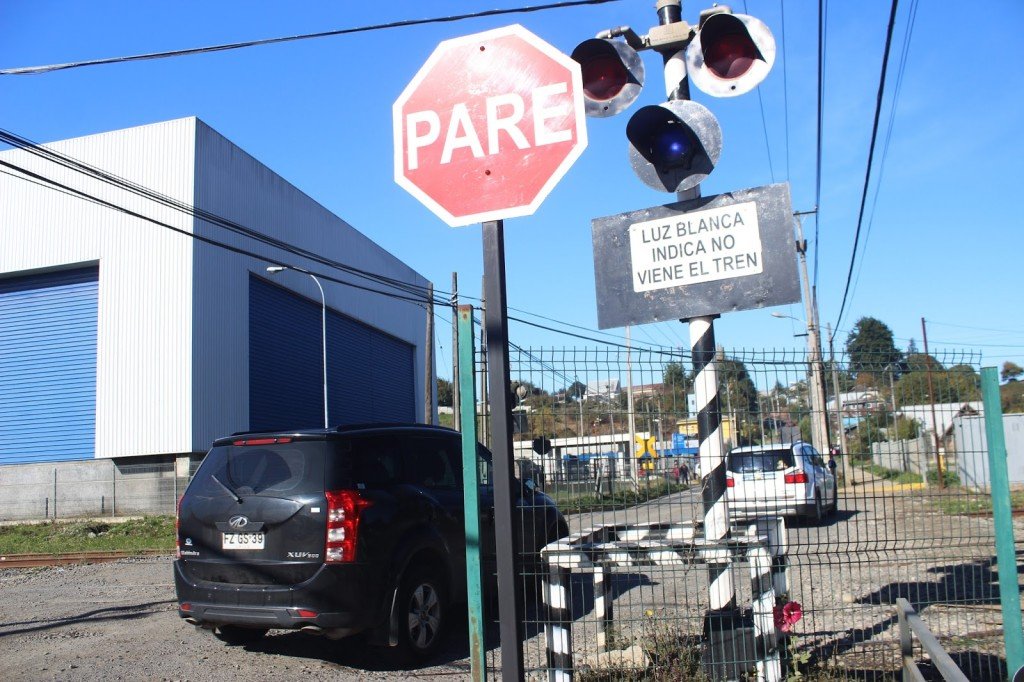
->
[222, 532, 265, 550]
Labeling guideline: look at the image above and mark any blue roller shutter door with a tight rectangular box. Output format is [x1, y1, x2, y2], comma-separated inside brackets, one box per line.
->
[0, 266, 99, 464]
[249, 277, 416, 431]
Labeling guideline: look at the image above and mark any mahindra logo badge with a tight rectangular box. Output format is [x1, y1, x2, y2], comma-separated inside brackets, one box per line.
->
[228, 515, 249, 529]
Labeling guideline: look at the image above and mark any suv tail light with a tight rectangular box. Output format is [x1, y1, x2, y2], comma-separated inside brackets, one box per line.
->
[175, 495, 182, 559]
[785, 470, 809, 484]
[726, 475, 735, 488]
[325, 490, 373, 563]
[232, 436, 293, 446]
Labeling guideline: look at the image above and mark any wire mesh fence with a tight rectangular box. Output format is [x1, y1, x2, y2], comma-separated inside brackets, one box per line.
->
[0, 342, 1018, 680]
[479, 345, 1021, 681]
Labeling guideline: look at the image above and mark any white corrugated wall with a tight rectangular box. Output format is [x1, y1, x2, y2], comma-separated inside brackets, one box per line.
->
[0, 118, 197, 459]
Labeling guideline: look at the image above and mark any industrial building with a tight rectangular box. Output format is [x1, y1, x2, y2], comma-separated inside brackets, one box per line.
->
[0, 118, 432, 509]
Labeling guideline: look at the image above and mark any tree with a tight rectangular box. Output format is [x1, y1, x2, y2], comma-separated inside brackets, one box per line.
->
[1002, 361, 1023, 383]
[436, 378, 453, 406]
[703, 357, 759, 445]
[846, 317, 903, 380]
[895, 364, 980, 405]
[563, 380, 587, 401]
[662, 362, 691, 416]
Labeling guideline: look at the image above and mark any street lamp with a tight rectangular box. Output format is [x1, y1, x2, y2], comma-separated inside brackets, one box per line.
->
[266, 265, 329, 429]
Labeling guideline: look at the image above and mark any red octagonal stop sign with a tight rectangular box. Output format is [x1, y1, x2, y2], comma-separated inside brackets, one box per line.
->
[393, 24, 587, 227]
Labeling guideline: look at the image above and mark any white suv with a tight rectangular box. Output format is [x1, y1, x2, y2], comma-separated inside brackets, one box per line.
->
[725, 442, 837, 523]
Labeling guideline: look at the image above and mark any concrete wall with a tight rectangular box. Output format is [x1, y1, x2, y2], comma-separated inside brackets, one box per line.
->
[952, 413, 1024, 490]
[872, 435, 931, 476]
[0, 457, 189, 522]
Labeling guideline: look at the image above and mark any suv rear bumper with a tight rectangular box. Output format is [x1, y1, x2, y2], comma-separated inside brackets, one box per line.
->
[173, 559, 388, 633]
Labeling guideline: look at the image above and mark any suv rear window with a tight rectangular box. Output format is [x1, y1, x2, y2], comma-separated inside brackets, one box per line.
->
[727, 448, 795, 473]
[192, 441, 326, 498]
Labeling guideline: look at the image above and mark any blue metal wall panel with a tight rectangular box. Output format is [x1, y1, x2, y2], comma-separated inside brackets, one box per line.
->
[249, 276, 416, 432]
[249, 277, 323, 431]
[0, 267, 99, 464]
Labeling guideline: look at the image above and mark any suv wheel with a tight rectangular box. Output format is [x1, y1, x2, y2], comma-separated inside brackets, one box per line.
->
[397, 566, 447, 660]
[213, 625, 268, 646]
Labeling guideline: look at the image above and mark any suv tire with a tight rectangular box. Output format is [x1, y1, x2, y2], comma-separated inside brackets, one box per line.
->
[396, 565, 447, 661]
[213, 625, 268, 646]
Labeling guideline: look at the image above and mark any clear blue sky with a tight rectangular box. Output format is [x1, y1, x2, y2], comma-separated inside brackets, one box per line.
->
[3, 0, 1021, 378]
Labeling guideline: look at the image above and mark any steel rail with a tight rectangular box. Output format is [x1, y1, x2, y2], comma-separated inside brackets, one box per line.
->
[0, 549, 170, 569]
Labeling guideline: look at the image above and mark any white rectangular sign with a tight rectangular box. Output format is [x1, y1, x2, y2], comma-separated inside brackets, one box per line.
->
[628, 201, 763, 293]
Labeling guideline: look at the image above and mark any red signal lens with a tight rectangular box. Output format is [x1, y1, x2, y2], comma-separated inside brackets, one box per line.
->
[704, 32, 758, 80]
[726, 475, 735, 488]
[296, 609, 318, 619]
[580, 53, 628, 102]
[180, 602, 192, 612]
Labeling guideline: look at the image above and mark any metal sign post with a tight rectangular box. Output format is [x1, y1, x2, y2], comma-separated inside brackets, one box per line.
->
[483, 220, 525, 680]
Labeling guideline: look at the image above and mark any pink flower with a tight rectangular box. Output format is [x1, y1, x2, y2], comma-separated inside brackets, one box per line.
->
[773, 601, 803, 633]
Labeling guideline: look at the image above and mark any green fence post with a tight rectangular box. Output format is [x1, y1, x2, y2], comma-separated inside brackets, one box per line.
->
[980, 367, 1023, 677]
[458, 305, 486, 681]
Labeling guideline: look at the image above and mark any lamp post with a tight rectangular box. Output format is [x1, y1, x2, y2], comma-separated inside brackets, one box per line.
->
[772, 311, 829, 455]
[266, 266, 328, 428]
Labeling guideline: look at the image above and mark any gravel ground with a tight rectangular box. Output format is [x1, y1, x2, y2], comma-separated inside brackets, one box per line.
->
[1, 481, 1020, 681]
[0, 556, 478, 681]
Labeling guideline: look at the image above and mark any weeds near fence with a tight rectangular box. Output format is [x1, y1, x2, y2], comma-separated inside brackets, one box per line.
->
[575, 613, 708, 682]
[857, 463, 924, 486]
[549, 480, 690, 514]
[0, 516, 175, 554]
[934, 490, 1024, 516]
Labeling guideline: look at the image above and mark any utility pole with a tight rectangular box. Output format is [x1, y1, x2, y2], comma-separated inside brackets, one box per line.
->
[827, 324, 852, 483]
[794, 212, 829, 454]
[921, 318, 945, 487]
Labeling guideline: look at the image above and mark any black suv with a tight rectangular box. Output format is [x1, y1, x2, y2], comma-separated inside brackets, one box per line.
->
[174, 423, 567, 660]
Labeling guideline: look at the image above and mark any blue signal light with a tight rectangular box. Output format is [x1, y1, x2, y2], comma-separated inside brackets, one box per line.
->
[651, 122, 694, 169]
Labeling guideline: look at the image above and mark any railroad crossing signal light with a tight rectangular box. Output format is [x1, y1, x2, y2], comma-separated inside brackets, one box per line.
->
[626, 99, 722, 193]
[685, 8, 776, 98]
[570, 38, 645, 118]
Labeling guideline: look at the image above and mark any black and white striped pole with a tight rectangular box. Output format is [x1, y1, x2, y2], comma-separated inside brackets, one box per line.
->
[646, 0, 738, 635]
[690, 317, 734, 615]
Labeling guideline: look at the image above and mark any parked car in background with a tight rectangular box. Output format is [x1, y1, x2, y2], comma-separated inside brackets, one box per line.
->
[174, 423, 567, 662]
[725, 441, 837, 523]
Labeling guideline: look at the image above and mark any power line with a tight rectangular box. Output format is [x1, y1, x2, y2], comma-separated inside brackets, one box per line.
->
[848, 0, 919, 310]
[0, 160, 435, 307]
[0, 0, 623, 76]
[779, 0, 791, 183]
[0, 128, 436, 300]
[2, 134, 684, 352]
[832, 0, 900, 332]
[813, 0, 827, 290]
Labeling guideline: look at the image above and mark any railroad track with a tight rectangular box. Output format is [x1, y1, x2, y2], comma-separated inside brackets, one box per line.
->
[0, 549, 171, 569]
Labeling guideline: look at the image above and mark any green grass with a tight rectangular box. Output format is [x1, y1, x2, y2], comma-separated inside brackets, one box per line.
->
[857, 463, 924, 486]
[550, 479, 689, 514]
[0, 516, 176, 555]
[934, 490, 1024, 516]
